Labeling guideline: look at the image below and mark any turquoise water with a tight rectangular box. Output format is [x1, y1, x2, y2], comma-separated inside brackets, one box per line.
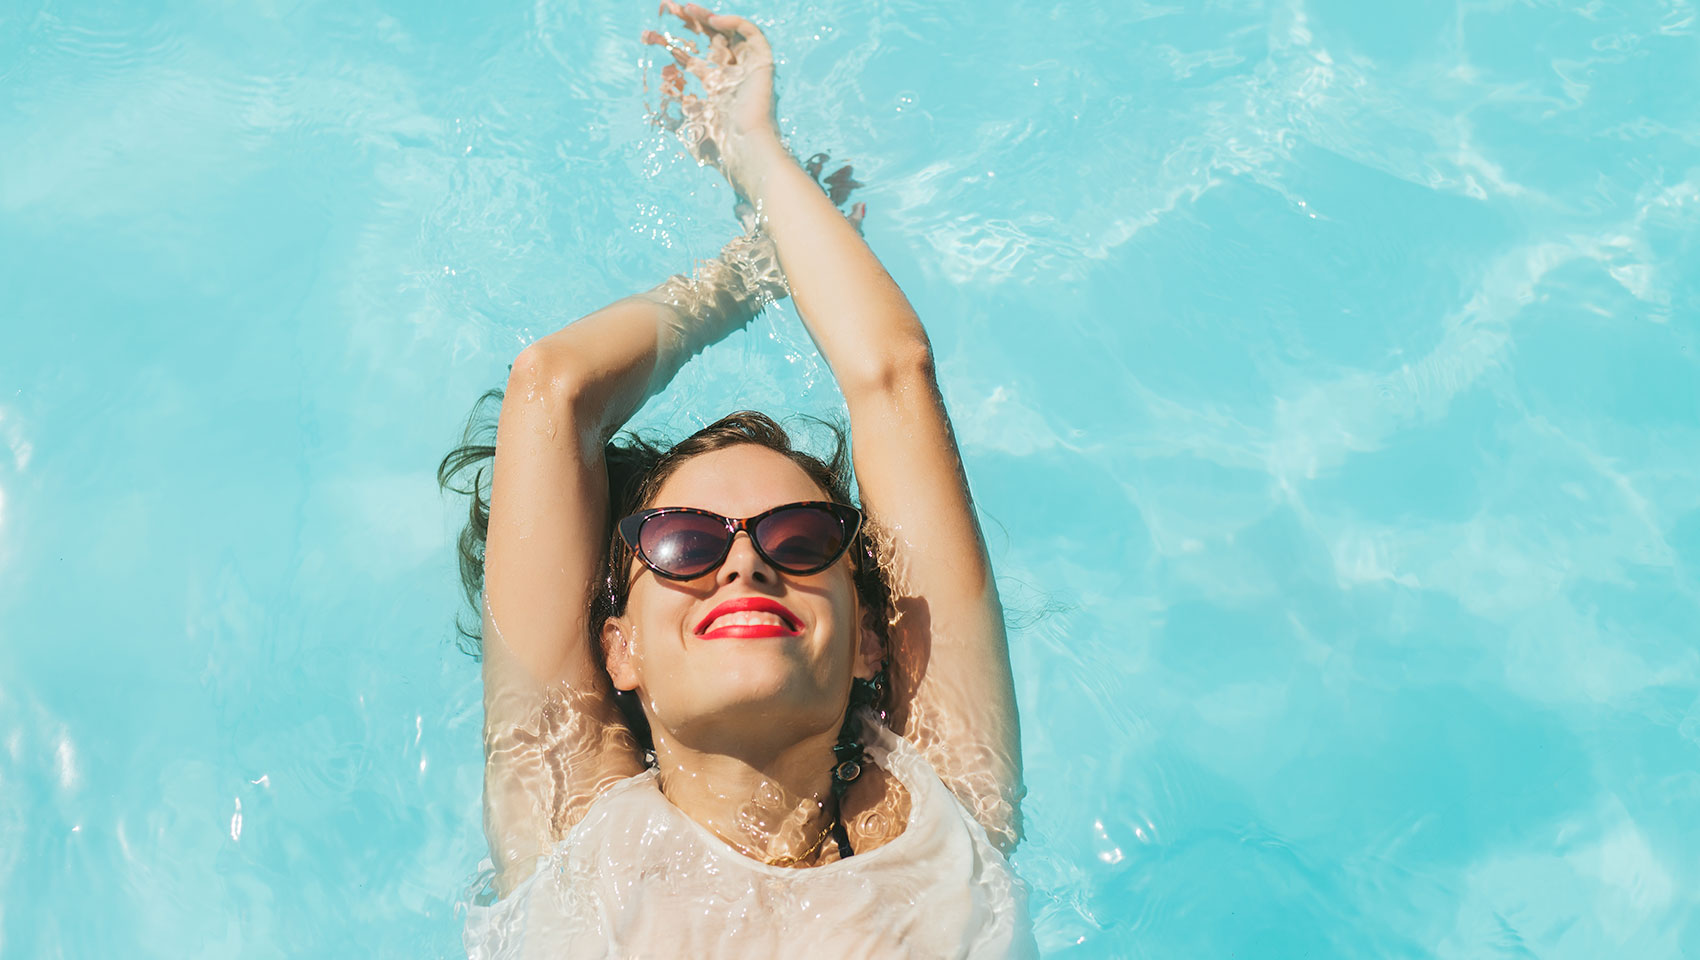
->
[4, 0, 1699, 955]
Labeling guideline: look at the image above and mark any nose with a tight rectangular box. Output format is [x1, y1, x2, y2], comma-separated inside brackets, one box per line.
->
[715, 530, 776, 587]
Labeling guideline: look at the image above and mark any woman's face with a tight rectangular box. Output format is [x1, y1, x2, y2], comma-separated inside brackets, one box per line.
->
[602, 444, 879, 750]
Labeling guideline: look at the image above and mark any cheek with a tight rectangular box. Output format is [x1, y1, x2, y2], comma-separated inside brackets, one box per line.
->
[837, 566, 864, 618]
[820, 578, 865, 654]
[628, 590, 695, 661]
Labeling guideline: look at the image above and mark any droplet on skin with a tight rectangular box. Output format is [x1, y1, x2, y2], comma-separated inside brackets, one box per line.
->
[735, 805, 765, 836]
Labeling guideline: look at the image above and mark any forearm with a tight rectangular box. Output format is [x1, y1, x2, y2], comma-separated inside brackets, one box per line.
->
[520, 236, 783, 440]
[515, 298, 677, 446]
[735, 135, 933, 391]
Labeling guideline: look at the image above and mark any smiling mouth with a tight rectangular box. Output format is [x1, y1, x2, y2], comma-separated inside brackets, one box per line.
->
[701, 623, 800, 639]
[693, 601, 799, 638]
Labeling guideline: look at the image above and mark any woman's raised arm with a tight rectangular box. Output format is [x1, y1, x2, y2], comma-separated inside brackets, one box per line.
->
[650, 3, 1023, 850]
[478, 232, 783, 892]
[486, 231, 779, 686]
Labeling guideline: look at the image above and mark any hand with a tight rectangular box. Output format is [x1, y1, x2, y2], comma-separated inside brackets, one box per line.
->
[643, 3, 779, 192]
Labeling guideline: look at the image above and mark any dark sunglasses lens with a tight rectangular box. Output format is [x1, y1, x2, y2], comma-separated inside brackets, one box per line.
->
[640, 513, 729, 577]
[754, 506, 847, 572]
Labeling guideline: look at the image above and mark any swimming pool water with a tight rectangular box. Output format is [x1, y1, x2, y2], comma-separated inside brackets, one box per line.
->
[3, 0, 1698, 956]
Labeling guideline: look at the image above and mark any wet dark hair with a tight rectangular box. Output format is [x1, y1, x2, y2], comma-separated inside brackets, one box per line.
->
[438, 393, 893, 754]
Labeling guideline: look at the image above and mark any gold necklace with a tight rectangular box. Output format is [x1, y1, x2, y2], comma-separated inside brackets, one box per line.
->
[707, 805, 839, 868]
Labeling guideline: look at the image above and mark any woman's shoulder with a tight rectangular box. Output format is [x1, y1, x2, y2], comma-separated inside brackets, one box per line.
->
[566, 766, 664, 834]
[860, 712, 1023, 858]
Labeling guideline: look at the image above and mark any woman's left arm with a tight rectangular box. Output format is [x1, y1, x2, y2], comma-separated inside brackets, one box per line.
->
[769, 178, 1024, 848]
[650, 3, 1022, 850]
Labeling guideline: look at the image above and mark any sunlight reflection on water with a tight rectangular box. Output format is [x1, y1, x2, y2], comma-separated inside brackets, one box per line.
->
[1, 0, 1698, 956]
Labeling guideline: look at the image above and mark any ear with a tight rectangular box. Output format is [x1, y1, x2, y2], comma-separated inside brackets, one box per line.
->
[602, 616, 640, 692]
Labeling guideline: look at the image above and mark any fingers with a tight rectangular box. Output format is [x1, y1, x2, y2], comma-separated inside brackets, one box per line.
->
[650, 64, 707, 142]
[655, 2, 717, 69]
[660, 63, 685, 99]
[658, 1, 694, 27]
[661, 2, 773, 59]
[642, 27, 713, 82]
[703, 9, 772, 56]
[660, 1, 710, 35]
[847, 202, 867, 235]
[640, 28, 697, 55]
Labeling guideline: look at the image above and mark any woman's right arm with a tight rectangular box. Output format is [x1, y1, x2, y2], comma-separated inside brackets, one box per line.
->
[487, 231, 779, 683]
[480, 235, 778, 892]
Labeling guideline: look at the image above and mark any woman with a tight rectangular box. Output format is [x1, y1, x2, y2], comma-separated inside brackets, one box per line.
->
[442, 4, 1030, 955]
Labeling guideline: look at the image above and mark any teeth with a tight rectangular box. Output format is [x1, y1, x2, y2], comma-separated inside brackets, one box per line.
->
[705, 612, 793, 632]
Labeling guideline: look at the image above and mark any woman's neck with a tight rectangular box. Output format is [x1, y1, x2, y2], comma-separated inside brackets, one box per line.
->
[651, 725, 842, 867]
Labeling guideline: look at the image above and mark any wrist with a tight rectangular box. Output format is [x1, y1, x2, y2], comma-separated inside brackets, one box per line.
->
[634, 253, 756, 349]
[725, 131, 791, 200]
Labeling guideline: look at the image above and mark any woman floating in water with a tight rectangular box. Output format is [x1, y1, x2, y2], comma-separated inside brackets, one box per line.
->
[442, 4, 1031, 955]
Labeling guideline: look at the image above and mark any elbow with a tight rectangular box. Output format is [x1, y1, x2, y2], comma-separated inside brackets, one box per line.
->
[844, 338, 938, 398]
[506, 340, 588, 412]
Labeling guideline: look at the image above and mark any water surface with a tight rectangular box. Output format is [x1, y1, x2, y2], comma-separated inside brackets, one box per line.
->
[2, 0, 1698, 956]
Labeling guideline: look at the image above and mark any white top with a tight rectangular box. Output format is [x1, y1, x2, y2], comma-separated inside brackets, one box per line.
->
[463, 712, 1036, 959]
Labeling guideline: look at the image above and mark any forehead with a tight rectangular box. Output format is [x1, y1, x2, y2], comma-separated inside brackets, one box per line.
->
[651, 444, 830, 517]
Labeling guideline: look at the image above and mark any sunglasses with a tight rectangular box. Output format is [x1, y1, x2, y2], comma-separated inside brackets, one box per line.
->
[617, 500, 864, 581]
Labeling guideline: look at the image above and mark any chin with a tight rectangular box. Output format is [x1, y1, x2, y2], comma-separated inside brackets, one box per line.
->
[712, 669, 815, 712]
[696, 670, 845, 732]
[649, 646, 848, 738]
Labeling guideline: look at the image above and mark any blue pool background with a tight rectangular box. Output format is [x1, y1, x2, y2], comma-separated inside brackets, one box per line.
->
[3, 0, 1699, 956]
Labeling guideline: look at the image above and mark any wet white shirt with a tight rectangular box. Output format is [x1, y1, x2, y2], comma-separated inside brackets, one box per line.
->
[463, 712, 1036, 959]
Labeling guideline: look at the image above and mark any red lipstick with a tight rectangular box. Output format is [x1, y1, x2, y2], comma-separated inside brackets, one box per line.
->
[695, 597, 803, 639]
